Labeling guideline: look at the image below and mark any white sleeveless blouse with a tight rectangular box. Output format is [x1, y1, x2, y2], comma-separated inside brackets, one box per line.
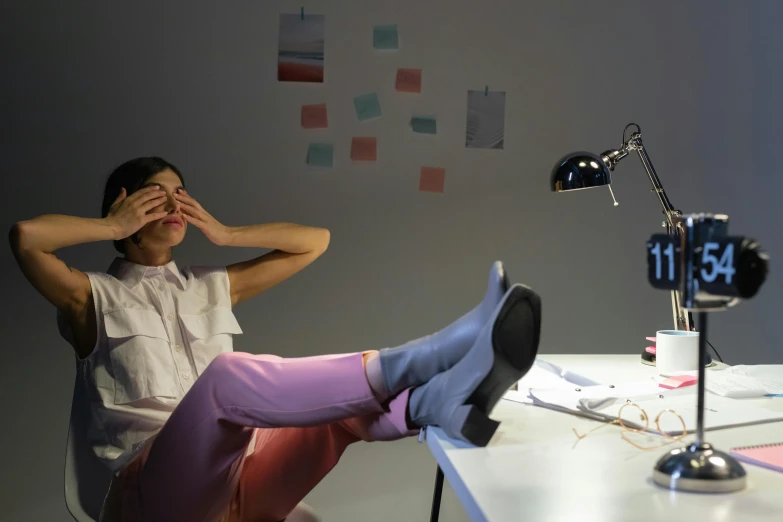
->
[57, 257, 243, 475]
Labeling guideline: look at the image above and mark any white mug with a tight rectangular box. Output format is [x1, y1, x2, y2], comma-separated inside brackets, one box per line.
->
[656, 330, 700, 374]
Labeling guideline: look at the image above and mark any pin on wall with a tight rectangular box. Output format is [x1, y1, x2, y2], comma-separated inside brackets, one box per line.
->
[301, 7, 304, 20]
[485, 85, 488, 96]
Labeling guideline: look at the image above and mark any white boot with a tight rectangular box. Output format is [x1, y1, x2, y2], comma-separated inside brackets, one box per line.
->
[378, 261, 509, 397]
[407, 284, 541, 446]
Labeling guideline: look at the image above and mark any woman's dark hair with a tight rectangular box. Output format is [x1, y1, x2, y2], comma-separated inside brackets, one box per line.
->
[101, 157, 185, 254]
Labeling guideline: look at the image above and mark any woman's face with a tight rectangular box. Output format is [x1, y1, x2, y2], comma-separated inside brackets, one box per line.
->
[135, 169, 187, 249]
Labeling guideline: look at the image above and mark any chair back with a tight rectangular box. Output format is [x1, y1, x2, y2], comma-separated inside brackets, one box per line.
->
[64, 371, 113, 522]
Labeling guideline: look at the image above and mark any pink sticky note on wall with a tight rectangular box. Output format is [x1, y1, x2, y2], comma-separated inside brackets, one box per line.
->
[301, 104, 328, 129]
[419, 166, 445, 193]
[396, 68, 422, 93]
[351, 137, 377, 162]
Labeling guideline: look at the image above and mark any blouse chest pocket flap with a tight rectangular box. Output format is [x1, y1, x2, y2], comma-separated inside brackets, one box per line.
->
[104, 307, 179, 404]
[179, 307, 243, 376]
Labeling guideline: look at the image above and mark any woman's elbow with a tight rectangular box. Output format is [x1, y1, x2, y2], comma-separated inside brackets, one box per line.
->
[317, 228, 331, 252]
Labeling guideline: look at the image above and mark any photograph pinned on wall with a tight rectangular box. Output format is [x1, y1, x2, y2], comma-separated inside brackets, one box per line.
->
[278, 13, 325, 83]
[465, 89, 506, 149]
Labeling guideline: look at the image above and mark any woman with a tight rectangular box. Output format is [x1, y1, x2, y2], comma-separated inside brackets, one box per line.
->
[9, 157, 542, 522]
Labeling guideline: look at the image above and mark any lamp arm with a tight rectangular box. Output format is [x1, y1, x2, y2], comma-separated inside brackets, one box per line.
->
[601, 130, 681, 228]
[601, 128, 692, 331]
[630, 135, 679, 224]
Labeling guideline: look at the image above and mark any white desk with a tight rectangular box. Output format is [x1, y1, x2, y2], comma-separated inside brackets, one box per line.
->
[425, 354, 783, 522]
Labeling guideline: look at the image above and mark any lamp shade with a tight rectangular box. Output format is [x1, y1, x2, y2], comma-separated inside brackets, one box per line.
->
[550, 152, 612, 192]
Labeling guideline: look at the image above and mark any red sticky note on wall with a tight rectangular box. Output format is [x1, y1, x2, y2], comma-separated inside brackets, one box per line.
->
[351, 137, 377, 162]
[396, 68, 422, 93]
[301, 103, 328, 129]
[419, 166, 445, 193]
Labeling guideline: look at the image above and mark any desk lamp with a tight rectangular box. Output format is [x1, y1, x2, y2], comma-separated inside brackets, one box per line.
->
[550, 124, 770, 493]
[550, 123, 694, 365]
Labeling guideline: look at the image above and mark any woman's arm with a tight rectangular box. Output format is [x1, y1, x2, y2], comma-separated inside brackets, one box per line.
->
[10, 186, 166, 315]
[224, 222, 329, 253]
[12, 214, 119, 253]
[223, 223, 330, 307]
[173, 191, 331, 307]
[9, 215, 118, 314]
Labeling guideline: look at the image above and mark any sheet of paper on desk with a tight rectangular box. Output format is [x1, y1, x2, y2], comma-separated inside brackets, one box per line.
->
[502, 358, 601, 404]
[528, 379, 694, 416]
[706, 373, 772, 398]
[587, 393, 783, 435]
[534, 359, 602, 387]
[528, 379, 783, 434]
[663, 365, 783, 397]
[725, 365, 783, 396]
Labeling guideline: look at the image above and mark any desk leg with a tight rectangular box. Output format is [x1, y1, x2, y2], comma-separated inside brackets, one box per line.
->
[429, 465, 444, 522]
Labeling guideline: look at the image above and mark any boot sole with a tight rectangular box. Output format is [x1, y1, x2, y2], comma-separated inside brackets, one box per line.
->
[459, 285, 541, 446]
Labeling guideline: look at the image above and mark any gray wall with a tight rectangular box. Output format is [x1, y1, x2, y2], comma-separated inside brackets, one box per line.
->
[2, 1, 782, 520]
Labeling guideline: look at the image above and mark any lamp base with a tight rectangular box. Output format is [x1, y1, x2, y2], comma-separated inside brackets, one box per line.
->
[652, 442, 747, 493]
[639, 348, 713, 367]
[640, 348, 656, 366]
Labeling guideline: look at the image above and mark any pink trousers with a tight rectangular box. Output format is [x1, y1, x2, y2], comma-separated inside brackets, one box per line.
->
[108, 351, 417, 522]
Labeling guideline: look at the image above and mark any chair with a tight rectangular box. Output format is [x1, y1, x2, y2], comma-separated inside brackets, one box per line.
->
[64, 372, 113, 522]
[64, 374, 322, 522]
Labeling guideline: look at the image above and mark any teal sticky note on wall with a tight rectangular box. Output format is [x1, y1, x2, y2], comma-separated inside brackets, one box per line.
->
[353, 93, 382, 121]
[307, 143, 334, 168]
[411, 116, 437, 134]
[373, 24, 399, 50]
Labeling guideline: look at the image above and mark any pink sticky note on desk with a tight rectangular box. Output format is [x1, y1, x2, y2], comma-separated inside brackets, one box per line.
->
[419, 166, 445, 193]
[396, 68, 422, 93]
[660, 375, 698, 389]
[301, 104, 328, 129]
[351, 137, 377, 162]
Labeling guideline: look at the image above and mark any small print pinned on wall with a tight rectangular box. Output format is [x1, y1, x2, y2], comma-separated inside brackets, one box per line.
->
[465, 89, 506, 149]
[278, 13, 325, 83]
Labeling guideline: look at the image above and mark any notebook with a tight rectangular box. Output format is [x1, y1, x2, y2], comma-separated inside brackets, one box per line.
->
[730, 442, 783, 473]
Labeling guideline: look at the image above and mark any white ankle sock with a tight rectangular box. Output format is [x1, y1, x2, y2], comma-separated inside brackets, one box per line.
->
[364, 352, 391, 403]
